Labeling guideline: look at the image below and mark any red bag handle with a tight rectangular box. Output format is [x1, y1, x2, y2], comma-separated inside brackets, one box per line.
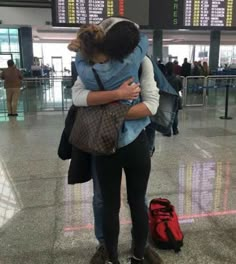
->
[150, 198, 171, 207]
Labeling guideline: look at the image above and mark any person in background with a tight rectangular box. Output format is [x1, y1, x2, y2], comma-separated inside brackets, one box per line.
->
[42, 64, 51, 77]
[198, 61, 204, 75]
[173, 60, 182, 76]
[203, 61, 210, 76]
[157, 60, 166, 75]
[181, 58, 191, 77]
[192, 61, 201, 76]
[164, 62, 183, 136]
[1, 60, 22, 116]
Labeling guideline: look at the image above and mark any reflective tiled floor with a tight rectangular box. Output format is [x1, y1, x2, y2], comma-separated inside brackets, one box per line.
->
[0, 107, 236, 264]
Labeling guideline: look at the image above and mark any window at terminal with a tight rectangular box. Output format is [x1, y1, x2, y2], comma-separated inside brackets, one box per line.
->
[184, 0, 236, 28]
[52, 0, 149, 26]
[0, 29, 21, 69]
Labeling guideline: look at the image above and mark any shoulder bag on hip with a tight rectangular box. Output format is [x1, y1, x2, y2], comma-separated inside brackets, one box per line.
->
[69, 69, 130, 155]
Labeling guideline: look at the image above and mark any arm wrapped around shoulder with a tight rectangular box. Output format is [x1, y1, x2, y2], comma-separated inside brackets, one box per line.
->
[140, 57, 160, 115]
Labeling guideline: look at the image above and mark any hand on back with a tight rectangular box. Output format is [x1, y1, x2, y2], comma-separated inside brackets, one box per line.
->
[117, 78, 141, 100]
[68, 39, 80, 52]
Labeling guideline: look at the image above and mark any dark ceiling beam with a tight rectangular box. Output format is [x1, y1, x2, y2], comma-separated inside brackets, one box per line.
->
[0, 0, 51, 8]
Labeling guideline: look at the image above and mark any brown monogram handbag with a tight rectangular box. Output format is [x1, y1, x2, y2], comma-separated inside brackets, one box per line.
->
[69, 69, 130, 155]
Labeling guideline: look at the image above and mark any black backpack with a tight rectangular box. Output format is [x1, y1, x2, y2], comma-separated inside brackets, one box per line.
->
[139, 57, 179, 134]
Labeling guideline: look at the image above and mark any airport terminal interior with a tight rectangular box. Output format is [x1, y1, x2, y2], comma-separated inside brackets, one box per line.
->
[0, 0, 236, 264]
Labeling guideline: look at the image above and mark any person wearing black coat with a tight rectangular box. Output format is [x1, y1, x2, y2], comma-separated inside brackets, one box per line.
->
[181, 58, 191, 77]
[164, 62, 183, 136]
[58, 105, 92, 184]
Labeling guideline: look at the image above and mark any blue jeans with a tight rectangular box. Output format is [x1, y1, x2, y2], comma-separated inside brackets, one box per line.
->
[92, 157, 104, 244]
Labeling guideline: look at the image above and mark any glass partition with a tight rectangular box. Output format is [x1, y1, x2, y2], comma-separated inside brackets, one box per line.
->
[0, 29, 10, 53]
[219, 46, 236, 67]
[0, 77, 73, 113]
[0, 28, 21, 68]
[206, 76, 236, 106]
[9, 29, 20, 53]
[166, 45, 210, 65]
[33, 43, 74, 75]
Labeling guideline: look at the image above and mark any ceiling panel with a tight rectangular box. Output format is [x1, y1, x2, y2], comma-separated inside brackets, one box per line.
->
[32, 26, 236, 45]
[0, 0, 51, 8]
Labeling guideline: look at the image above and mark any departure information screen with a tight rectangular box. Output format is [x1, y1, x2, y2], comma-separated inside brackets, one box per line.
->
[52, 0, 149, 26]
[52, 0, 236, 29]
[149, 0, 184, 29]
[184, 0, 236, 27]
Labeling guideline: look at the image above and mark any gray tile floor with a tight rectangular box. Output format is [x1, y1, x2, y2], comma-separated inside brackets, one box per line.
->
[0, 106, 236, 264]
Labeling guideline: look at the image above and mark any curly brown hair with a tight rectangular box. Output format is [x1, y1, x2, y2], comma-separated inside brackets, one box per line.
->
[77, 24, 105, 61]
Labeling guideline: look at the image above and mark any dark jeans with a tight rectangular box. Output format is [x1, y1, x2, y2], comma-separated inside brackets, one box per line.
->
[95, 131, 151, 262]
[173, 110, 179, 133]
[145, 123, 156, 155]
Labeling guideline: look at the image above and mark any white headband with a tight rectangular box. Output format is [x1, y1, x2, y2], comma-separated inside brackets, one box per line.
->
[99, 17, 139, 34]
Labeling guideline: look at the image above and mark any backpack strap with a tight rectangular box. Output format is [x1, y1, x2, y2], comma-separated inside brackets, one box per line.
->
[164, 222, 181, 253]
[138, 64, 142, 80]
[92, 68, 105, 91]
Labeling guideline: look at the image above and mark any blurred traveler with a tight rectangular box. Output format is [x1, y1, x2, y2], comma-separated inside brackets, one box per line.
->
[181, 58, 191, 77]
[164, 62, 183, 136]
[173, 60, 182, 76]
[157, 60, 166, 75]
[198, 61, 204, 75]
[192, 61, 201, 76]
[203, 61, 210, 76]
[42, 64, 50, 77]
[1, 60, 22, 116]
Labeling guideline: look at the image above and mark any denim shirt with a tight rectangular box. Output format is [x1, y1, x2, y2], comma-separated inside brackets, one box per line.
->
[75, 34, 150, 148]
[75, 34, 148, 90]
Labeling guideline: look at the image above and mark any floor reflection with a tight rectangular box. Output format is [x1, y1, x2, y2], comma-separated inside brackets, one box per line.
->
[0, 160, 21, 228]
[178, 161, 236, 220]
[0, 113, 24, 123]
[62, 160, 236, 233]
[63, 178, 93, 233]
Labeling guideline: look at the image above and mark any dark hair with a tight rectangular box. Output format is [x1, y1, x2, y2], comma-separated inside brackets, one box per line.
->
[166, 62, 174, 76]
[103, 21, 140, 61]
[78, 25, 105, 61]
[7, 60, 14, 67]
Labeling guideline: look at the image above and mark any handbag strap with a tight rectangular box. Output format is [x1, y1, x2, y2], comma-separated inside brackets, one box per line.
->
[92, 68, 105, 91]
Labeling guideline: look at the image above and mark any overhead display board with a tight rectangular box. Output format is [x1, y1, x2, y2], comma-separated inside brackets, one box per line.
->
[52, 0, 149, 27]
[149, 0, 184, 29]
[184, 0, 236, 28]
[149, 0, 236, 29]
[52, 0, 236, 29]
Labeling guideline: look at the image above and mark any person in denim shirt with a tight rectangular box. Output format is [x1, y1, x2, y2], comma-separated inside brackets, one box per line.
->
[71, 24, 150, 148]
[74, 32, 148, 92]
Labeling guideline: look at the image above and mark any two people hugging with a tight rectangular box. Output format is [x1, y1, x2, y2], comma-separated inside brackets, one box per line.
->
[67, 17, 161, 264]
